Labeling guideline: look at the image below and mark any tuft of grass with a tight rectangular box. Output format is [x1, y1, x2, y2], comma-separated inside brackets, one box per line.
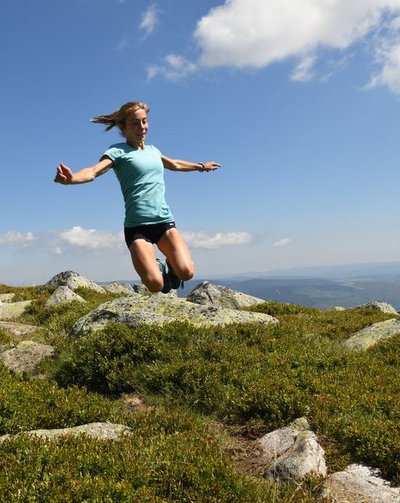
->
[0, 328, 12, 345]
[0, 284, 43, 302]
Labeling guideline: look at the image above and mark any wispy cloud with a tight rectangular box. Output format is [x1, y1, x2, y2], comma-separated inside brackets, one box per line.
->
[58, 226, 124, 250]
[273, 238, 293, 248]
[139, 4, 160, 38]
[0, 227, 255, 253]
[182, 231, 253, 249]
[147, 54, 197, 81]
[0, 231, 36, 247]
[291, 54, 317, 82]
[367, 16, 400, 93]
[114, 38, 129, 51]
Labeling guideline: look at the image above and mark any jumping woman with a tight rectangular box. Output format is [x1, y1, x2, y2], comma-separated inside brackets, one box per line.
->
[54, 101, 221, 293]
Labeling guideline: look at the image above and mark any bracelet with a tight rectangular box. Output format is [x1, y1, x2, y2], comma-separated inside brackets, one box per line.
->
[198, 162, 205, 172]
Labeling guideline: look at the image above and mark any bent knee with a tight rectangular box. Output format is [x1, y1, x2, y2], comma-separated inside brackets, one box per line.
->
[178, 264, 194, 282]
[142, 274, 164, 293]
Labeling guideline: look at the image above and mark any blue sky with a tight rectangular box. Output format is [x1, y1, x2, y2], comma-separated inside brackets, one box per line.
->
[1, 0, 400, 285]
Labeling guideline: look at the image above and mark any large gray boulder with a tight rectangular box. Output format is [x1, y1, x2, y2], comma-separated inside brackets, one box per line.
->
[0, 422, 131, 443]
[72, 293, 278, 336]
[187, 281, 266, 309]
[344, 318, 400, 351]
[319, 464, 400, 502]
[0, 341, 55, 373]
[256, 418, 327, 482]
[45, 271, 105, 293]
[45, 286, 86, 307]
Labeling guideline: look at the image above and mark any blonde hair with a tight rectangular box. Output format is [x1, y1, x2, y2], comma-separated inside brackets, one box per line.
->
[91, 101, 150, 132]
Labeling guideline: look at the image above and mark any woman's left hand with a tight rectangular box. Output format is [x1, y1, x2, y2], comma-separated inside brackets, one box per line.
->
[203, 161, 222, 172]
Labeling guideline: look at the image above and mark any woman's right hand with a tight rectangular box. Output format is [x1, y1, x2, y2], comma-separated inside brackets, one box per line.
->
[54, 163, 73, 184]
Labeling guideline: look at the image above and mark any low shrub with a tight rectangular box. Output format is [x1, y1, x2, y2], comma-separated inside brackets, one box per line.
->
[0, 407, 315, 502]
[0, 365, 113, 434]
[54, 311, 400, 483]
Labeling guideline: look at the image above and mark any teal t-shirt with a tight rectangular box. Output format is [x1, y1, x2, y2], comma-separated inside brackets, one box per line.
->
[103, 143, 174, 227]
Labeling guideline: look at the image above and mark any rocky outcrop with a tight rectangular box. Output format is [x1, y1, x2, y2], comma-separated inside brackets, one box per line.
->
[349, 301, 399, 315]
[102, 282, 136, 295]
[187, 281, 266, 308]
[72, 293, 278, 336]
[0, 340, 55, 373]
[0, 422, 131, 443]
[344, 318, 400, 351]
[44, 271, 105, 293]
[255, 418, 327, 481]
[319, 464, 400, 502]
[0, 300, 32, 320]
[45, 286, 86, 307]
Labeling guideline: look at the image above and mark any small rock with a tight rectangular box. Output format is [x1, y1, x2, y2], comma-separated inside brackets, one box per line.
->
[264, 430, 327, 481]
[255, 418, 327, 482]
[0, 341, 55, 373]
[320, 464, 400, 502]
[45, 286, 86, 307]
[0, 422, 131, 443]
[256, 418, 310, 466]
[187, 281, 266, 309]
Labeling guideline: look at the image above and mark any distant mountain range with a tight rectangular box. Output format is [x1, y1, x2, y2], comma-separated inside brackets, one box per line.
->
[181, 262, 400, 310]
[112, 262, 400, 310]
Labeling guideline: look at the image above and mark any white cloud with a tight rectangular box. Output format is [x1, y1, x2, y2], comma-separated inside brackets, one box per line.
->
[139, 4, 159, 37]
[0, 231, 36, 247]
[58, 226, 124, 250]
[367, 16, 400, 92]
[273, 238, 293, 248]
[147, 54, 197, 81]
[195, 0, 400, 69]
[182, 231, 253, 249]
[150, 0, 400, 91]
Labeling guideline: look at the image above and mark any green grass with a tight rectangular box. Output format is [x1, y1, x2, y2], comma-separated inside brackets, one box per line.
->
[1, 289, 399, 499]
[0, 409, 315, 502]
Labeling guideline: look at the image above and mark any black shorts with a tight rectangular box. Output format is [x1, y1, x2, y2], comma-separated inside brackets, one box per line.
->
[124, 221, 176, 248]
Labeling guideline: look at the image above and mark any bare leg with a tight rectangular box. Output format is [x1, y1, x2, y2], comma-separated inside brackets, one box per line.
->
[157, 228, 194, 281]
[129, 239, 163, 292]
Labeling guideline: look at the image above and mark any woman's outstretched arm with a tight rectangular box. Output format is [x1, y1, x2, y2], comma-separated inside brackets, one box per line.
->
[54, 157, 113, 185]
[161, 155, 221, 173]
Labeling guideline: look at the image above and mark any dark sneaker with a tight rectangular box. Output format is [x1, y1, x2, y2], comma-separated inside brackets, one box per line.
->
[156, 258, 171, 294]
[166, 260, 184, 290]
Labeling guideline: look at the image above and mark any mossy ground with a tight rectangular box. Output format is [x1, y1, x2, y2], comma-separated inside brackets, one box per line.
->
[0, 285, 399, 501]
